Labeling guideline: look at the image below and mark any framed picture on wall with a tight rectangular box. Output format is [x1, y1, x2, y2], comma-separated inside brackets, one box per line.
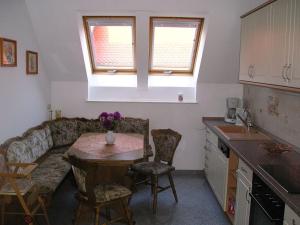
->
[26, 51, 38, 75]
[0, 38, 17, 67]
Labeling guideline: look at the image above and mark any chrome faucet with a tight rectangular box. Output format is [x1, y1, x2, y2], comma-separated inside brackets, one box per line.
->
[237, 108, 253, 132]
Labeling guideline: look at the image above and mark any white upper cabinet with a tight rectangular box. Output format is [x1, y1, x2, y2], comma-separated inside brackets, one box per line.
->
[289, 0, 300, 88]
[269, 0, 293, 86]
[239, 0, 300, 90]
[240, 6, 271, 82]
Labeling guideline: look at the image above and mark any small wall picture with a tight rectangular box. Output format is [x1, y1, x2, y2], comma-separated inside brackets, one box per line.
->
[26, 51, 38, 75]
[0, 38, 17, 67]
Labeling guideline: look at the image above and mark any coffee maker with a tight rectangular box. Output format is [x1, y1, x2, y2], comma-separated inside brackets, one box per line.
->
[225, 97, 241, 124]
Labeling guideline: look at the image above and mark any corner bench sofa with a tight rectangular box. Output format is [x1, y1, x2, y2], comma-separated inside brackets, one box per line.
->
[0, 117, 151, 199]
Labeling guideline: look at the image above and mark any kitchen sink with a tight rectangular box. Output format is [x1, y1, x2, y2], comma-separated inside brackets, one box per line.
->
[214, 125, 270, 141]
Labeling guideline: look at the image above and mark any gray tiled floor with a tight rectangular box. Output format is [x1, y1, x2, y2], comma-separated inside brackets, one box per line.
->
[4, 174, 230, 225]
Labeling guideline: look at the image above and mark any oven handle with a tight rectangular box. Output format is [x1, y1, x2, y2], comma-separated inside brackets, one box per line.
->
[249, 192, 282, 222]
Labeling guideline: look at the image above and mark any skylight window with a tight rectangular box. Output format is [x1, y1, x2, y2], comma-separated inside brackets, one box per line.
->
[149, 17, 203, 75]
[83, 16, 136, 73]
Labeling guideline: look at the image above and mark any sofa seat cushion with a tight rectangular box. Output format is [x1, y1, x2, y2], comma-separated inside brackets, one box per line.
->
[32, 154, 71, 194]
[48, 118, 79, 148]
[50, 146, 70, 155]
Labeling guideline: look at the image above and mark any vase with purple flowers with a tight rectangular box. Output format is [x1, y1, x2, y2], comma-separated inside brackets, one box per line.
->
[99, 111, 122, 145]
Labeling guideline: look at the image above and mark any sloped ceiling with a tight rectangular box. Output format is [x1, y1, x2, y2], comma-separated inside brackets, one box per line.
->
[25, 0, 266, 82]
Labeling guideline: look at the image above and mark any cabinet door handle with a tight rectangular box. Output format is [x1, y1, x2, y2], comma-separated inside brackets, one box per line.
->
[286, 64, 292, 81]
[246, 189, 250, 203]
[251, 64, 255, 78]
[241, 167, 248, 174]
[205, 155, 209, 160]
[205, 146, 212, 152]
[282, 64, 288, 81]
[248, 65, 251, 78]
[248, 65, 254, 78]
[292, 219, 296, 225]
[247, 187, 252, 203]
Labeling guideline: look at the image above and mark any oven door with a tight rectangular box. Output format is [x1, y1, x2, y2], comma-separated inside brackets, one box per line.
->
[249, 193, 283, 225]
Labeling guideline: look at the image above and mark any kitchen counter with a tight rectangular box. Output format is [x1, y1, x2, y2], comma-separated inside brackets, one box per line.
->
[203, 117, 300, 217]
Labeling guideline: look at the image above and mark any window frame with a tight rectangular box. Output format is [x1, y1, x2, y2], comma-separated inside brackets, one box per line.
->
[149, 17, 204, 75]
[83, 16, 137, 74]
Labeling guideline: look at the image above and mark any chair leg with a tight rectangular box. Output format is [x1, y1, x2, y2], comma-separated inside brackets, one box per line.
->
[168, 172, 178, 203]
[1, 198, 5, 225]
[38, 196, 51, 225]
[152, 175, 158, 214]
[73, 202, 83, 225]
[94, 207, 100, 225]
[151, 176, 156, 196]
[121, 198, 133, 225]
[105, 207, 111, 221]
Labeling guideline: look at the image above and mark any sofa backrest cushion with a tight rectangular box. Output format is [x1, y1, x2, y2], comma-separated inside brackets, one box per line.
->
[115, 117, 150, 149]
[6, 140, 35, 163]
[31, 126, 53, 151]
[48, 118, 79, 148]
[6, 131, 51, 164]
[77, 118, 106, 136]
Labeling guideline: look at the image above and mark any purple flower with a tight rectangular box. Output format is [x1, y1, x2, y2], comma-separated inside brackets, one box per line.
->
[99, 112, 108, 121]
[99, 111, 123, 131]
[113, 111, 121, 120]
[107, 113, 114, 121]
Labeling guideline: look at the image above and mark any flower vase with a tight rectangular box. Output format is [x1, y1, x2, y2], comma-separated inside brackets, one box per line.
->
[105, 130, 116, 145]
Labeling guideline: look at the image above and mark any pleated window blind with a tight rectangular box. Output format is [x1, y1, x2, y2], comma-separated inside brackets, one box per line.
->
[84, 17, 136, 73]
[150, 17, 203, 74]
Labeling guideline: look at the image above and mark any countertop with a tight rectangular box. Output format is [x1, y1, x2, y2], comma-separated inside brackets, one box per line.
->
[203, 117, 300, 217]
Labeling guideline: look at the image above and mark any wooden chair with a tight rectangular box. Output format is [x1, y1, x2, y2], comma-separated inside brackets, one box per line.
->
[0, 162, 50, 225]
[131, 129, 182, 214]
[67, 154, 134, 225]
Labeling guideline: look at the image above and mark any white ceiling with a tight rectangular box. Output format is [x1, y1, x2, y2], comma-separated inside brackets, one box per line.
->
[24, 0, 266, 82]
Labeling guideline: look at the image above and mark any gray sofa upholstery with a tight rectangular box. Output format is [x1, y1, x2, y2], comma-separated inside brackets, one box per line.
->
[0, 117, 151, 197]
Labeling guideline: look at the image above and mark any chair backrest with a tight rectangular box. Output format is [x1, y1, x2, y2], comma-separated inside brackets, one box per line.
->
[152, 129, 182, 165]
[115, 117, 150, 152]
[67, 154, 100, 203]
[0, 151, 8, 189]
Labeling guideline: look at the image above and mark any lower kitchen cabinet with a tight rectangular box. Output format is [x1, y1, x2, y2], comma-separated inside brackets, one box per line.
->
[234, 169, 252, 225]
[284, 205, 300, 225]
[205, 128, 229, 211]
[234, 159, 253, 225]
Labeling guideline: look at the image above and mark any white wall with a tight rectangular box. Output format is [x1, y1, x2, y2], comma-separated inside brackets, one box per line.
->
[0, 0, 50, 143]
[52, 82, 243, 170]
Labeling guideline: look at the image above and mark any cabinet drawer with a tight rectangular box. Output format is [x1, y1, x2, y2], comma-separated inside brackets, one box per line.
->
[284, 205, 300, 225]
[206, 127, 218, 147]
[238, 159, 253, 183]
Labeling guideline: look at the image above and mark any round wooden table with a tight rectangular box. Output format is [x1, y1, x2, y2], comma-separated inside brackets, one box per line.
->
[66, 133, 146, 187]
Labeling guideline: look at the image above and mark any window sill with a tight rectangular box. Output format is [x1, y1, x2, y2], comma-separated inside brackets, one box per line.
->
[86, 99, 198, 104]
[148, 75, 195, 87]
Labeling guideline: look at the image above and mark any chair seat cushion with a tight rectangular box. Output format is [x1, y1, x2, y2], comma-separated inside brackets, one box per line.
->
[132, 161, 175, 175]
[31, 154, 71, 194]
[0, 179, 35, 195]
[94, 185, 131, 203]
